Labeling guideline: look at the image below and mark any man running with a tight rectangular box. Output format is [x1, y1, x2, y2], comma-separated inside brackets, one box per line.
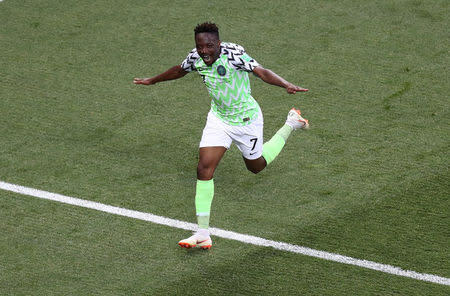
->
[134, 22, 309, 249]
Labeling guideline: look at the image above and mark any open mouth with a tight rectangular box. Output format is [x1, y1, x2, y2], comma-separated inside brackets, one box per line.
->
[202, 55, 212, 63]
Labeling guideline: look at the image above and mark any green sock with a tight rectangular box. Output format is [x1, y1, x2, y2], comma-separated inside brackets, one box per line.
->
[197, 215, 210, 230]
[195, 179, 214, 229]
[262, 125, 293, 165]
[276, 124, 293, 141]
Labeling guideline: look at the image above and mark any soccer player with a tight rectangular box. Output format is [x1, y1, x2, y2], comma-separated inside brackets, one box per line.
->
[134, 22, 309, 249]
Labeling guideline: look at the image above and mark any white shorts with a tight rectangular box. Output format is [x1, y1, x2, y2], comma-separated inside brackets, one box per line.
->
[199, 110, 264, 160]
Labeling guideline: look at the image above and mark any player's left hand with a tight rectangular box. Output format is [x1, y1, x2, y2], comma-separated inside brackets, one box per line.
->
[286, 83, 308, 94]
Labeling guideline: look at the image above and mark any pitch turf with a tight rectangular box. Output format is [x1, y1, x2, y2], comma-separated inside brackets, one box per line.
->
[1, 0, 449, 294]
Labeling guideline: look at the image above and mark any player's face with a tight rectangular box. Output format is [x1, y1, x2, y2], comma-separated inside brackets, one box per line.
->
[195, 32, 221, 66]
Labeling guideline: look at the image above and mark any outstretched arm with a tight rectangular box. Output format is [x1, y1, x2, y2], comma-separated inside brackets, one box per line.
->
[253, 66, 308, 94]
[134, 65, 188, 85]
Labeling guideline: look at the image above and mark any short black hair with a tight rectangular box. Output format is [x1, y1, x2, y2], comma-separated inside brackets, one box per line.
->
[194, 22, 219, 39]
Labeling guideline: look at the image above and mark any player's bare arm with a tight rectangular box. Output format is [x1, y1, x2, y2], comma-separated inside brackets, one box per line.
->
[253, 66, 308, 94]
[134, 65, 188, 85]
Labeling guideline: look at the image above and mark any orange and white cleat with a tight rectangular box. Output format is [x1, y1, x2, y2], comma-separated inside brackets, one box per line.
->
[286, 108, 309, 130]
[178, 234, 212, 250]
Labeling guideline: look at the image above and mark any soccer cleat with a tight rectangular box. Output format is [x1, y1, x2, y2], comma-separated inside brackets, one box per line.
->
[178, 234, 212, 250]
[286, 108, 309, 130]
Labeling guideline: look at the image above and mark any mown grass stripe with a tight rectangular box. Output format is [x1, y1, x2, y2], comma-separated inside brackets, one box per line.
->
[1, 180, 449, 286]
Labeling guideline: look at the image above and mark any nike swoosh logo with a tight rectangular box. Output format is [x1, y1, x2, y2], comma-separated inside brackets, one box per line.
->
[249, 152, 258, 156]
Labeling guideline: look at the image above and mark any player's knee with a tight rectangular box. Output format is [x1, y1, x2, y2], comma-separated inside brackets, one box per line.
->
[245, 163, 264, 174]
[244, 157, 266, 174]
[197, 163, 215, 180]
[247, 166, 262, 174]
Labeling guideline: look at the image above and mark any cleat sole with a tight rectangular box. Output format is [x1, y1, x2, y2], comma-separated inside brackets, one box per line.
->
[178, 242, 196, 248]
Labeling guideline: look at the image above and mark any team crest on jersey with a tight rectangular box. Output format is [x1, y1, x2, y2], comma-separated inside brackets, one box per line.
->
[217, 65, 226, 76]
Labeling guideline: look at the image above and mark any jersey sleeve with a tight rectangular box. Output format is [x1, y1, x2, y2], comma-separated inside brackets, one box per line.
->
[180, 48, 200, 72]
[222, 43, 260, 72]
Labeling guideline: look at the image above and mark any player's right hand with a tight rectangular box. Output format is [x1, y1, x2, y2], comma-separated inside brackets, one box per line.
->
[133, 78, 152, 85]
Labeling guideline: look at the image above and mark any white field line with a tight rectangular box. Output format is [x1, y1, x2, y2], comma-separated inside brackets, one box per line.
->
[1, 180, 449, 286]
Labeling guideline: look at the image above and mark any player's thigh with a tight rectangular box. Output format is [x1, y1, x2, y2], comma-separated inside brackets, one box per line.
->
[232, 112, 264, 160]
[199, 111, 232, 149]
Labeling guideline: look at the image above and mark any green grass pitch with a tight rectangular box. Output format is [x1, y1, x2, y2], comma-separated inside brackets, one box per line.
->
[0, 0, 449, 295]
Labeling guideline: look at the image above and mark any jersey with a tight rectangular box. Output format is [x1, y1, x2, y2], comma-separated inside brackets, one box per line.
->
[181, 42, 261, 126]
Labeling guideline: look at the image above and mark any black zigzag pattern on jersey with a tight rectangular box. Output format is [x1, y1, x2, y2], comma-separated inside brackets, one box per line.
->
[181, 50, 199, 72]
[222, 43, 257, 72]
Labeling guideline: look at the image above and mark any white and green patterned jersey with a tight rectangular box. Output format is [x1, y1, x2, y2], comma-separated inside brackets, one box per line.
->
[181, 42, 261, 126]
